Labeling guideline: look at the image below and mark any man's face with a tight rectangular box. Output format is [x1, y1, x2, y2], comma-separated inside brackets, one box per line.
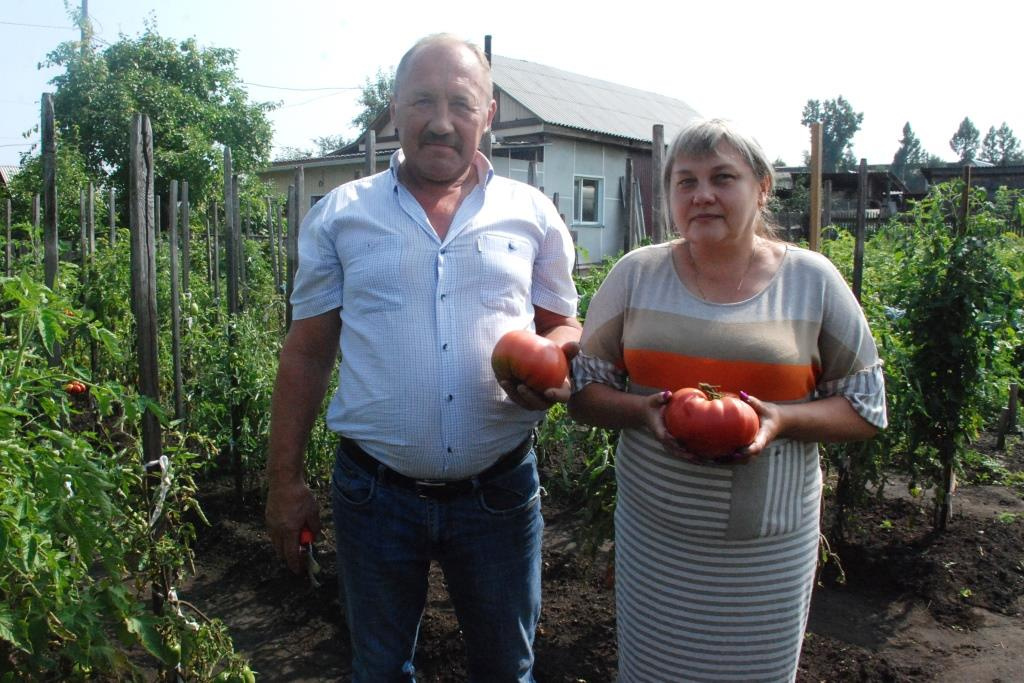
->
[391, 42, 496, 187]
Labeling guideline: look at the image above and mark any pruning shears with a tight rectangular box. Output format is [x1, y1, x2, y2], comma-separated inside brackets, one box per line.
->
[299, 525, 321, 588]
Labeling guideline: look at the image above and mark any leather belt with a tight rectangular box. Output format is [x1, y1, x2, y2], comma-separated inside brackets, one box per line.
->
[337, 433, 535, 500]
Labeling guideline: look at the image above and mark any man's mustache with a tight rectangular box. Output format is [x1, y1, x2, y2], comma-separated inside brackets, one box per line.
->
[419, 132, 462, 150]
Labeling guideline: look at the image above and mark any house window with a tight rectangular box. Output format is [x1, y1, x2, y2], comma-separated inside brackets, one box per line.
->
[310, 195, 325, 207]
[573, 176, 601, 224]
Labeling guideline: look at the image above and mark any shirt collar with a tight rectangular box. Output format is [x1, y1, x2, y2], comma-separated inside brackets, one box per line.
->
[388, 148, 495, 191]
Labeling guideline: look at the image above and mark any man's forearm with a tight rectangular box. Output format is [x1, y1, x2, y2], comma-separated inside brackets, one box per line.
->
[267, 313, 341, 485]
[267, 351, 334, 484]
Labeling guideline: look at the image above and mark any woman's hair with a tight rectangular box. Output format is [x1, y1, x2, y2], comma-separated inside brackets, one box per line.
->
[662, 118, 779, 238]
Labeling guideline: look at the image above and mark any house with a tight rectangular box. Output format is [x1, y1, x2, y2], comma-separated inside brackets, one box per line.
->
[773, 166, 910, 234]
[259, 51, 701, 265]
[0, 164, 20, 197]
[920, 164, 1024, 197]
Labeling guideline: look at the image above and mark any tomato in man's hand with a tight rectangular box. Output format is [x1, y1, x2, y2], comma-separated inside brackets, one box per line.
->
[491, 330, 569, 392]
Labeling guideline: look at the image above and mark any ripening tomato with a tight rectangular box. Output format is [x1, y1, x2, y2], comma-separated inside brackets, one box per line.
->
[491, 330, 569, 392]
[63, 380, 88, 395]
[664, 384, 759, 458]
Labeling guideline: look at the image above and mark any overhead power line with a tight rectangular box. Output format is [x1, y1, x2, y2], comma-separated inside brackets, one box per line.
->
[0, 20, 76, 30]
[242, 81, 360, 92]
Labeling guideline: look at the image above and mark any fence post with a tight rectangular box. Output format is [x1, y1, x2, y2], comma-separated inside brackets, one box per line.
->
[624, 158, 635, 253]
[109, 186, 116, 245]
[852, 159, 868, 302]
[808, 122, 823, 252]
[128, 113, 162, 471]
[996, 383, 1020, 450]
[652, 123, 666, 243]
[168, 180, 184, 421]
[4, 198, 11, 277]
[41, 93, 61, 366]
[88, 182, 95, 255]
[42, 94, 59, 291]
[364, 129, 377, 176]
[181, 180, 191, 294]
[32, 193, 40, 264]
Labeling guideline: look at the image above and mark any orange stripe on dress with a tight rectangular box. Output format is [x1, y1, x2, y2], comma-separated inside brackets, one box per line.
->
[624, 349, 818, 401]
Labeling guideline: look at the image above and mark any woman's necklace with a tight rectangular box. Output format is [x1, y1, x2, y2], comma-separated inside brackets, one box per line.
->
[685, 239, 757, 302]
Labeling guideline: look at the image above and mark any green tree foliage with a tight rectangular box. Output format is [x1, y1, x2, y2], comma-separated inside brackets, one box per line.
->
[312, 134, 349, 156]
[949, 117, 981, 163]
[42, 23, 274, 209]
[351, 67, 396, 133]
[891, 122, 928, 182]
[7, 143, 106, 245]
[980, 122, 1024, 166]
[801, 96, 863, 172]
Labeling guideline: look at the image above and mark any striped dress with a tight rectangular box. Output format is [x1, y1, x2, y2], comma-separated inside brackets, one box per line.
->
[572, 241, 887, 682]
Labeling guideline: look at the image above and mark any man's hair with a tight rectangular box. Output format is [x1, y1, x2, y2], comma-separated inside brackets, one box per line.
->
[393, 33, 493, 101]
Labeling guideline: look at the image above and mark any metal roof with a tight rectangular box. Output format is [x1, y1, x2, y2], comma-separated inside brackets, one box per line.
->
[0, 164, 21, 187]
[491, 54, 701, 144]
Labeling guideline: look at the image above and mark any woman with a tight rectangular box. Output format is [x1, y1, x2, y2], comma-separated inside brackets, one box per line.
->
[567, 119, 887, 682]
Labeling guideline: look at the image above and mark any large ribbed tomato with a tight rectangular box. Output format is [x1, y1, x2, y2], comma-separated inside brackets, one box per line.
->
[491, 330, 569, 392]
[664, 384, 759, 458]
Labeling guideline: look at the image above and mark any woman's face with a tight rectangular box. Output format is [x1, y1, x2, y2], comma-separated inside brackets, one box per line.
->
[668, 142, 769, 246]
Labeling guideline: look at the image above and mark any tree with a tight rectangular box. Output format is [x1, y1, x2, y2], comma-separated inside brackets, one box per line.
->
[801, 96, 863, 172]
[949, 117, 980, 164]
[43, 22, 274, 208]
[8, 142, 104, 244]
[312, 135, 349, 156]
[980, 123, 1023, 166]
[351, 68, 395, 133]
[891, 122, 929, 182]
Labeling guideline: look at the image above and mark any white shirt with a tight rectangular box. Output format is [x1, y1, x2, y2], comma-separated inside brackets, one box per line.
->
[290, 150, 578, 479]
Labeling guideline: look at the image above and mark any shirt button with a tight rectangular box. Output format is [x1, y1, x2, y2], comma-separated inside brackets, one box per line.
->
[440, 248, 447, 255]
[442, 343, 449, 350]
[440, 294, 446, 301]
[447, 394, 453, 402]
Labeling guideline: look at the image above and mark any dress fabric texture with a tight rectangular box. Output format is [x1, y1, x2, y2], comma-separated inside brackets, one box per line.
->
[572, 241, 887, 682]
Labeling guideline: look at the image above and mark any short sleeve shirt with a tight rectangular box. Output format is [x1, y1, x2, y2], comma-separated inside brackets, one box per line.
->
[290, 150, 578, 479]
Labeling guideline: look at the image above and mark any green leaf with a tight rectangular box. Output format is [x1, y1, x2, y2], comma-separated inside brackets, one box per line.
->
[125, 614, 178, 665]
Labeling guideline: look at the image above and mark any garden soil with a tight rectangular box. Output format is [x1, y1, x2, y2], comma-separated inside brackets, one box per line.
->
[182, 433, 1024, 682]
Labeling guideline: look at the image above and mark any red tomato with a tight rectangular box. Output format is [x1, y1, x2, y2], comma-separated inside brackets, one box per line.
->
[491, 330, 569, 392]
[63, 380, 88, 395]
[299, 527, 314, 546]
[664, 384, 759, 458]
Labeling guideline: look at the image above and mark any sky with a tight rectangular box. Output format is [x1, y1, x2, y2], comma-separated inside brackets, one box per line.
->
[2, 0, 1022, 169]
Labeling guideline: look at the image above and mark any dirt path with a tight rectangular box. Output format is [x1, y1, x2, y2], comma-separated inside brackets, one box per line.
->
[184, 443, 1024, 682]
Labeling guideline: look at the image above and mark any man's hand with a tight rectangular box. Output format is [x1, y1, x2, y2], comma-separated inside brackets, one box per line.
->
[498, 340, 579, 410]
[265, 480, 321, 575]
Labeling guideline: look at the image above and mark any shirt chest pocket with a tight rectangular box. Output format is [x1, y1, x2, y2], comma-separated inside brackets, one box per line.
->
[476, 234, 534, 316]
[343, 238, 404, 314]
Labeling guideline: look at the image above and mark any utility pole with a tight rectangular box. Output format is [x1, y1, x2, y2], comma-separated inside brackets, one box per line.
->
[80, 0, 90, 53]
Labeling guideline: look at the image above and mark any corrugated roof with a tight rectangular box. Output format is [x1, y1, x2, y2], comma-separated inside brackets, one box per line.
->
[491, 55, 701, 144]
[0, 164, 21, 187]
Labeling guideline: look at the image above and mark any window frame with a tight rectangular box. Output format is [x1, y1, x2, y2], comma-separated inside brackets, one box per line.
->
[572, 175, 603, 226]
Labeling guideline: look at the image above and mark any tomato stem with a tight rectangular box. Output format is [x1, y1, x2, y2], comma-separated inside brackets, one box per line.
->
[697, 382, 723, 400]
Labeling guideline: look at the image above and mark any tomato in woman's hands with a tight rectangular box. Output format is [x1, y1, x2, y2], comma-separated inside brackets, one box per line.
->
[491, 330, 569, 392]
[664, 384, 759, 459]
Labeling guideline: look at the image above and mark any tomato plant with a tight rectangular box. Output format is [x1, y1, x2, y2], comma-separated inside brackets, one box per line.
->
[664, 383, 759, 458]
[491, 329, 569, 392]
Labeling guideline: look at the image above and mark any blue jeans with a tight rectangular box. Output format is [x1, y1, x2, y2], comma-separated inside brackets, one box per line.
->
[331, 444, 543, 683]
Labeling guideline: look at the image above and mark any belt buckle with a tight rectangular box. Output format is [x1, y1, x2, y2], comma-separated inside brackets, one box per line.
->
[414, 480, 449, 499]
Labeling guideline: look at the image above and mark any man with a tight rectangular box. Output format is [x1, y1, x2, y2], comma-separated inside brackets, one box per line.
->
[264, 33, 581, 682]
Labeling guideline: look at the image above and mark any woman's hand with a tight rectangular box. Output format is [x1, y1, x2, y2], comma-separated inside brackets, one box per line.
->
[732, 392, 782, 461]
[658, 390, 781, 465]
